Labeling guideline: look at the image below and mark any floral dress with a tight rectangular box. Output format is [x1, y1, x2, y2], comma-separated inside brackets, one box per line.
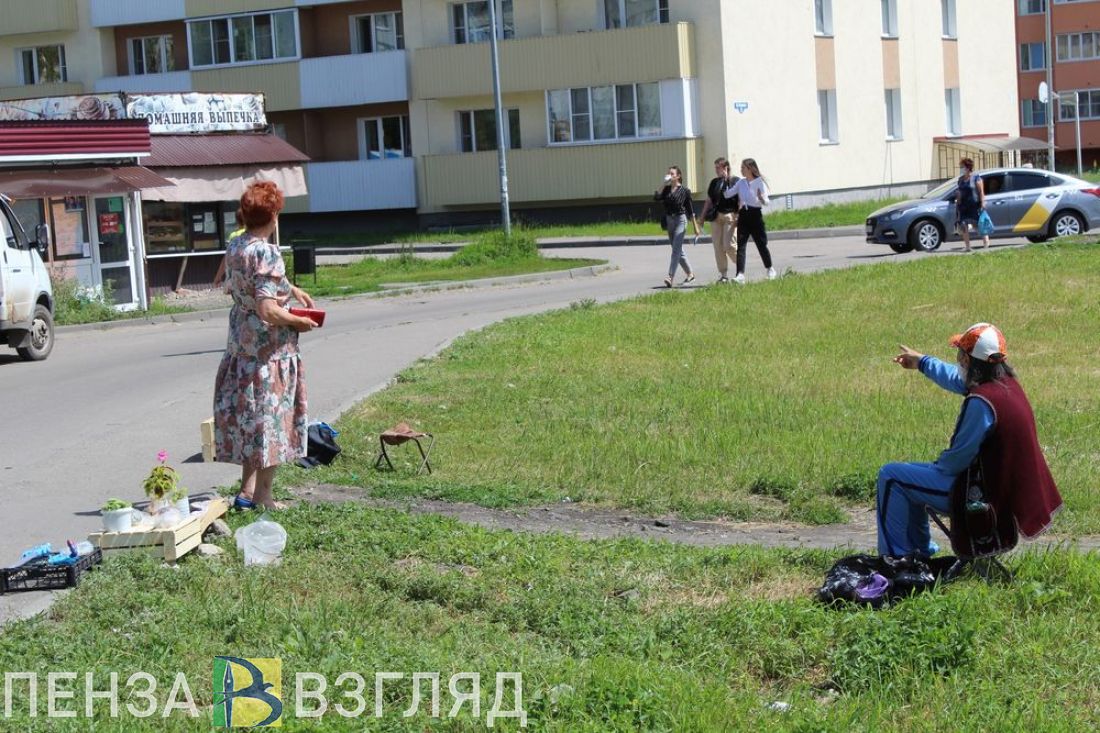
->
[213, 234, 307, 468]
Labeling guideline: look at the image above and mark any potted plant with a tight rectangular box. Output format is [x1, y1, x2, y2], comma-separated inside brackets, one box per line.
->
[101, 498, 132, 532]
[143, 450, 180, 515]
[169, 484, 190, 516]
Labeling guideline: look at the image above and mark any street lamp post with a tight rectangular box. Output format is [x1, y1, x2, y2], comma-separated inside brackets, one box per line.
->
[487, 0, 512, 237]
[1045, 0, 1055, 171]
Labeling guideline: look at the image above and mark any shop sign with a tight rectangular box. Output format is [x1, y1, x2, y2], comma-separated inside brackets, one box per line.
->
[0, 94, 125, 121]
[125, 93, 267, 134]
[0, 93, 267, 134]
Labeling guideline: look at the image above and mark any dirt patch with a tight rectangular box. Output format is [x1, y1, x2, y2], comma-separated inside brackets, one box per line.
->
[290, 482, 1100, 553]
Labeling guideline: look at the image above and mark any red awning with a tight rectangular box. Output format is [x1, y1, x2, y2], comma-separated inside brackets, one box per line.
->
[0, 166, 174, 198]
[0, 120, 151, 160]
[145, 134, 309, 167]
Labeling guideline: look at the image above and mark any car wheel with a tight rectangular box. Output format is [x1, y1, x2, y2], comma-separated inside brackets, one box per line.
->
[1026, 235, 1049, 244]
[1049, 211, 1083, 239]
[908, 219, 943, 252]
[16, 304, 54, 361]
[888, 241, 914, 253]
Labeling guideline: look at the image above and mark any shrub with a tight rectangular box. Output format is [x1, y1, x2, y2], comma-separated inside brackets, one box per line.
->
[450, 228, 538, 267]
[51, 274, 117, 325]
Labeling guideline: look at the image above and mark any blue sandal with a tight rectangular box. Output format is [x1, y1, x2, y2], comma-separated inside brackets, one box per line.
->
[232, 494, 256, 510]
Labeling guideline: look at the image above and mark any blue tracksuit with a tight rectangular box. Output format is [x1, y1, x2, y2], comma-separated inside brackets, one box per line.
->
[876, 356, 995, 557]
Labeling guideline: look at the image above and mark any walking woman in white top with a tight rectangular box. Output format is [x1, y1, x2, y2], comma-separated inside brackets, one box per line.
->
[726, 158, 776, 283]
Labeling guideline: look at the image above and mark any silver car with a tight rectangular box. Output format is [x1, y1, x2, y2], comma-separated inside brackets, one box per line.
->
[866, 168, 1100, 253]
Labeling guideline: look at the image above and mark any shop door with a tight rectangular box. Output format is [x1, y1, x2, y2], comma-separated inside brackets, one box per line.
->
[91, 196, 137, 309]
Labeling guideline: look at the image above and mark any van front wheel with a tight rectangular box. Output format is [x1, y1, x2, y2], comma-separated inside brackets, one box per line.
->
[17, 304, 54, 361]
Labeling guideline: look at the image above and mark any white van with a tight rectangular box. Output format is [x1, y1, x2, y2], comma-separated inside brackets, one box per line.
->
[0, 194, 54, 361]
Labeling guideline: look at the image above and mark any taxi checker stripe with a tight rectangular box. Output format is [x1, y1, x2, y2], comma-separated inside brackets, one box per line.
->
[1013, 191, 1062, 233]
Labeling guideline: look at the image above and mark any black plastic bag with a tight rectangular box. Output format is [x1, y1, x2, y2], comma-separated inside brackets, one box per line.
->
[296, 422, 341, 469]
[816, 554, 958, 609]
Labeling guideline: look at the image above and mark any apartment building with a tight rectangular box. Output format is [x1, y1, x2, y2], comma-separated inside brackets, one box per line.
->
[1016, 0, 1100, 171]
[1, 1, 1023, 228]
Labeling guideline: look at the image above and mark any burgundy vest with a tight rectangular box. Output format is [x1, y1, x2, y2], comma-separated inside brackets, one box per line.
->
[950, 377, 1062, 557]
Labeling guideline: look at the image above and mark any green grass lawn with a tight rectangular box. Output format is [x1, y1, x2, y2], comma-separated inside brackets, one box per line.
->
[289, 241, 1100, 533]
[1, 506, 1098, 731]
[299, 198, 907, 248]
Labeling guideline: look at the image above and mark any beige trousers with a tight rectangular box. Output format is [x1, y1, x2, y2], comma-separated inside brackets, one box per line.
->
[710, 212, 737, 275]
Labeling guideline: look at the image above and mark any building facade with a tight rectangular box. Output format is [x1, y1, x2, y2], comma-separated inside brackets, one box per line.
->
[1, 0, 1023, 228]
[1016, 0, 1100, 171]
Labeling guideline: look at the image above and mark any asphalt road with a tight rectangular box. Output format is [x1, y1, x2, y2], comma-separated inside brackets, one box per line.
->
[0, 235, 1024, 623]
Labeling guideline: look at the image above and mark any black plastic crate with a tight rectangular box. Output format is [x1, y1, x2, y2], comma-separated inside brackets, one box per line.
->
[0, 548, 103, 594]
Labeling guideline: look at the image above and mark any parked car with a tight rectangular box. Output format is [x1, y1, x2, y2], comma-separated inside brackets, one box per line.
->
[1, 194, 54, 361]
[866, 168, 1100, 253]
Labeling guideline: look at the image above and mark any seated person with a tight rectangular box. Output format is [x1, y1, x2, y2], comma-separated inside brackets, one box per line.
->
[877, 323, 1062, 558]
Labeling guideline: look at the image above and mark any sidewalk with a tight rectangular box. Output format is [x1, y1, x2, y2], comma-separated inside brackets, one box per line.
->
[316, 225, 865, 257]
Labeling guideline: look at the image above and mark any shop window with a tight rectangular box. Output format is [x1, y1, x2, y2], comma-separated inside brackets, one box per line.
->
[360, 115, 412, 159]
[459, 109, 519, 152]
[451, 1, 513, 44]
[130, 35, 175, 75]
[547, 82, 660, 144]
[144, 202, 187, 254]
[43, 197, 89, 261]
[353, 12, 404, 52]
[604, 0, 669, 29]
[17, 46, 67, 84]
[189, 204, 223, 250]
[189, 10, 298, 67]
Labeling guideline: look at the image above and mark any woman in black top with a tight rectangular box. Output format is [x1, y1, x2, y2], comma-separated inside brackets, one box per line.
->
[699, 157, 739, 283]
[654, 165, 700, 288]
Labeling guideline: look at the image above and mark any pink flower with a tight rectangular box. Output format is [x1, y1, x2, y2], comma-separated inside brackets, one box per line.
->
[157, 450, 168, 464]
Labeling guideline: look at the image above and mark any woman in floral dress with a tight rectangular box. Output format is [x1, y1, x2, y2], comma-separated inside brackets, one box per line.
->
[213, 181, 316, 510]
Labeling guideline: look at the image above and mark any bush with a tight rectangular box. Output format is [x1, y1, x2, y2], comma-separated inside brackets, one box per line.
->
[51, 275, 118, 325]
[450, 228, 538, 267]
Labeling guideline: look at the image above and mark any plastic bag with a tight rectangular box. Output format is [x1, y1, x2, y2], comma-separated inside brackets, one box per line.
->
[816, 554, 957, 609]
[978, 210, 994, 237]
[296, 422, 341, 469]
[236, 514, 287, 566]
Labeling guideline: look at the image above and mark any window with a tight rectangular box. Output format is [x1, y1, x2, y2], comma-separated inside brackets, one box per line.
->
[814, 0, 833, 35]
[360, 116, 411, 159]
[818, 89, 838, 143]
[17, 46, 66, 84]
[546, 83, 661, 144]
[881, 0, 898, 37]
[604, 0, 669, 29]
[884, 89, 902, 140]
[1059, 89, 1100, 121]
[188, 10, 297, 67]
[945, 87, 961, 135]
[1021, 99, 1048, 127]
[1007, 172, 1053, 192]
[353, 12, 404, 53]
[1019, 42, 1046, 71]
[1056, 32, 1100, 62]
[1018, 0, 1046, 13]
[451, 1, 513, 44]
[941, 0, 957, 38]
[458, 109, 520, 152]
[129, 35, 175, 75]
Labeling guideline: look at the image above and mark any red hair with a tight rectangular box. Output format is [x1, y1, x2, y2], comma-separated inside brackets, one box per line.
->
[239, 181, 284, 229]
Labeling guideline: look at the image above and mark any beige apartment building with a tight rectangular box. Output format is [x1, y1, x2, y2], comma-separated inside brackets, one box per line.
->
[1, 0, 1023, 227]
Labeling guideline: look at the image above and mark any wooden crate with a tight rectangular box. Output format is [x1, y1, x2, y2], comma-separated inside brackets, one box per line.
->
[88, 497, 229, 563]
[200, 417, 216, 462]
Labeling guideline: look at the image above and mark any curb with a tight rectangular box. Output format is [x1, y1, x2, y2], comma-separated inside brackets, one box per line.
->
[56, 263, 618, 334]
[317, 225, 865, 257]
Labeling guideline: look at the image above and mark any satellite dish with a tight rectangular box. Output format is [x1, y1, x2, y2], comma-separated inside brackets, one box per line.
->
[1038, 81, 1049, 104]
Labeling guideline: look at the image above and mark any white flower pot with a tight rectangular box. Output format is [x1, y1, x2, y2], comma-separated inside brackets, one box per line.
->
[174, 497, 191, 515]
[102, 508, 133, 533]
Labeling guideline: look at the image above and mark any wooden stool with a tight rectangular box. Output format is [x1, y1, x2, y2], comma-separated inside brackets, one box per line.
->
[374, 422, 435, 475]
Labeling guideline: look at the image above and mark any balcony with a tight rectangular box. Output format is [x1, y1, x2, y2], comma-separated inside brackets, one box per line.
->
[190, 62, 301, 112]
[299, 52, 408, 109]
[421, 137, 701, 209]
[89, 0, 184, 27]
[94, 71, 194, 95]
[0, 0, 77, 36]
[0, 82, 84, 102]
[413, 21, 694, 101]
[292, 158, 417, 213]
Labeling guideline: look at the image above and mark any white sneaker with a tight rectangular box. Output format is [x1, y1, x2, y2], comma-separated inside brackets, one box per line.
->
[766, 267, 777, 280]
[733, 273, 746, 284]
